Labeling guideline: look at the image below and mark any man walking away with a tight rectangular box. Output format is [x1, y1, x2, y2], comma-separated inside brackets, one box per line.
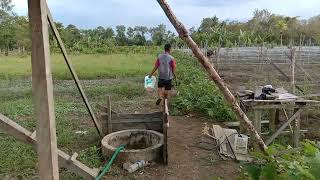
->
[149, 43, 176, 106]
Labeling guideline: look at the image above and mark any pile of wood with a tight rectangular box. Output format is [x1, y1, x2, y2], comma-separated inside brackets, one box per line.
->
[202, 124, 250, 161]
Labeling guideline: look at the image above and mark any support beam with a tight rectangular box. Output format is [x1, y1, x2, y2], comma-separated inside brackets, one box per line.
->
[163, 99, 168, 165]
[293, 109, 301, 147]
[28, 0, 59, 178]
[0, 113, 99, 179]
[253, 110, 262, 135]
[45, 3, 103, 137]
[266, 109, 303, 145]
[156, 0, 267, 152]
[269, 109, 276, 133]
[290, 48, 296, 93]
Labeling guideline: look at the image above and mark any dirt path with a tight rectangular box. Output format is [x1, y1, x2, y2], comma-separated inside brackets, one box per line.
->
[104, 115, 239, 180]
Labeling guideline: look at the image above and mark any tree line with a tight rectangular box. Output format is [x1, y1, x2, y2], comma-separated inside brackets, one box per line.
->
[1, 0, 320, 55]
[192, 9, 320, 48]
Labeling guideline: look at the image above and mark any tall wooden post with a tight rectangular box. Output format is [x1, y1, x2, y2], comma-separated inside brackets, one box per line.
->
[157, 0, 267, 152]
[293, 108, 301, 147]
[28, 0, 59, 179]
[290, 48, 296, 94]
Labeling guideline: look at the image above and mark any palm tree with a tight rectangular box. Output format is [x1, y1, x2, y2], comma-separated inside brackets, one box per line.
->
[277, 20, 288, 46]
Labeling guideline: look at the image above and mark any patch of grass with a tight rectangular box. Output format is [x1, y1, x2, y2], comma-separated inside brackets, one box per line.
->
[171, 51, 236, 121]
[78, 146, 103, 168]
[0, 52, 155, 179]
[0, 53, 156, 80]
[0, 137, 37, 179]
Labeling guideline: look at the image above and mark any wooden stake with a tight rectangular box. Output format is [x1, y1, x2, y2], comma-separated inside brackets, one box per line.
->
[293, 108, 301, 147]
[45, 3, 103, 137]
[253, 110, 262, 135]
[28, 0, 59, 179]
[163, 99, 168, 165]
[156, 0, 267, 152]
[290, 48, 296, 93]
[107, 96, 112, 134]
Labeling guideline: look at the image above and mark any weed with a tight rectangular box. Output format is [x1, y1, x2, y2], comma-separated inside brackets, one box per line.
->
[171, 51, 236, 121]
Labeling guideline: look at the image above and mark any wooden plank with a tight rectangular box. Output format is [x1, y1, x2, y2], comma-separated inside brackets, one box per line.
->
[111, 122, 163, 133]
[243, 99, 319, 103]
[97, 104, 118, 114]
[224, 120, 269, 127]
[107, 96, 112, 134]
[113, 112, 163, 120]
[30, 130, 37, 139]
[252, 104, 310, 109]
[293, 109, 301, 147]
[266, 109, 303, 145]
[28, 0, 59, 178]
[0, 113, 99, 179]
[262, 130, 308, 135]
[163, 99, 168, 164]
[111, 118, 162, 124]
[212, 125, 223, 155]
[69, 152, 79, 162]
[45, 3, 103, 137]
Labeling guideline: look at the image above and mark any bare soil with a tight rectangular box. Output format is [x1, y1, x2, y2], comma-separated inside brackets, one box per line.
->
[103, 115, 239, 180]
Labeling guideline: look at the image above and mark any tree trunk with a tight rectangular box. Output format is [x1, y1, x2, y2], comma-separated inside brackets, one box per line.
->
[5, 44, 9, 56]
[156, 0, 268, 153]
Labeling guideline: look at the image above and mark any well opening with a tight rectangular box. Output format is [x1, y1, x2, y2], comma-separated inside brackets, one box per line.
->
[107, 130, 161, 150]
[101, 129, 164, 162]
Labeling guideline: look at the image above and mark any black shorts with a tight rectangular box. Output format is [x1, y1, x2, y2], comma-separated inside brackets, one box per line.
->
[158, 79, 172, 90]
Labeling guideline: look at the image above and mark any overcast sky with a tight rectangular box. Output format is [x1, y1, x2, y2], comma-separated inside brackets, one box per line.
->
[12, 0, 320, 30]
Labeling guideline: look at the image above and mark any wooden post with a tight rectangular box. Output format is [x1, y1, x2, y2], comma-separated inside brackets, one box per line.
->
[45, 3, 103, 137]
[156, 0, 267, 153]
[293, 108, 301, 147]
[253, 109, 262, 135]
[269, 109, 276, 133]
[28, 0, 59, 179]
[163, 99, 169, 165]
[107, 96, 112, 134]
[290, 48, 296, 93]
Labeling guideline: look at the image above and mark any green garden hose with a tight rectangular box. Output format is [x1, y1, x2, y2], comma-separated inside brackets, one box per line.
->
[95, 145, 125, 180]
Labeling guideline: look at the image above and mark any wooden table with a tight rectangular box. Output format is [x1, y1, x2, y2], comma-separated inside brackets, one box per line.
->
[240, 99, 320, 147]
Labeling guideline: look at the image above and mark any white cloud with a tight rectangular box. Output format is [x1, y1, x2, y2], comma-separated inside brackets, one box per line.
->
[11, 0, 320, 30]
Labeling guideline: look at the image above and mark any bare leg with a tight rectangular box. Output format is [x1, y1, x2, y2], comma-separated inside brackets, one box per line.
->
[158, 87, 164, 98]
[164, 90, 171, 99]
[164, 90, 171, 127]
[156, 87, 164, 105]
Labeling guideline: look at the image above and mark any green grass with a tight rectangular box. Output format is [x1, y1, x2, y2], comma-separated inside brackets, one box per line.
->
[0, 53, 157, 80]
[0, 76, 149, 179]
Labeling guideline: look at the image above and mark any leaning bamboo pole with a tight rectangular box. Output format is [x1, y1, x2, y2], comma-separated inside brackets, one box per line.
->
[156, 0, 267, 152]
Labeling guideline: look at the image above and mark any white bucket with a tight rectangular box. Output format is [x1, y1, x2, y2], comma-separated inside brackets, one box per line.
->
[234, 134, 248, 154]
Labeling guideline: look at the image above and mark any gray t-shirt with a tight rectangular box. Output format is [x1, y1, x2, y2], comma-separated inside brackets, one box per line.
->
[155, 53, 175, 80]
